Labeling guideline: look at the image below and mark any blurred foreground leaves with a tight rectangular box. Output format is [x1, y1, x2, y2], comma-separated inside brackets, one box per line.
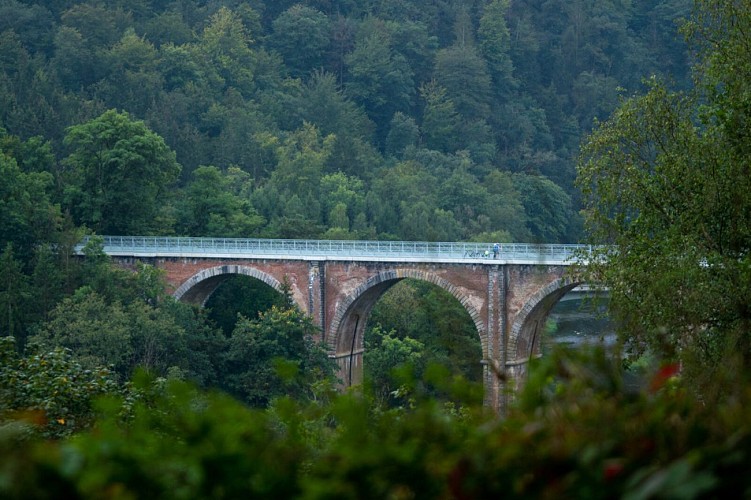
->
[3, 344, 751, 499]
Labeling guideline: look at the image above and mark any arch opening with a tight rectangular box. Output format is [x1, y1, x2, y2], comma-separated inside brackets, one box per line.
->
[508, 279, 613, 387]
[172, 265, 305, 311]
[512, 282, 580, 364]
[173, 265, 284, 307]
[205, 275, 288, 336]
[544, 286, 614, 351]
[329, 271, 485, 407]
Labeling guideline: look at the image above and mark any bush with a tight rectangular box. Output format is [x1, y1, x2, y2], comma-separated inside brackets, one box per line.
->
[2, 346, 751, 498]
[0, 336, 120, 439]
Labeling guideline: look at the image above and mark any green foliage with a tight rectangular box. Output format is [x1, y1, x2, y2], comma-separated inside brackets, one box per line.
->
[98, 30, 161, 117]
[270, 5, 331, 78]
[319, 172, 366, 231]
[577, 1, 751, 384]
[363, 325, 425, 405]
[4, 2, 751, 497]
[345, 18, 415, 142]
[478, 0, 515, 96]
[434, 44, 493, 122]
[76, 236, 168, 305]
[482, 170, 530, 240]
[28, 244, 66, 327]
[197, 7, 257, 96]
[31, 289, 180, 380]
[221, 304, 337, 408]
[4, 347, 751, 498]
[62, 110, 181, 235]
[55, 381, 305, 498]
[0, 244, 30, 343]
[0, 336, 120, 439]
[513, 173, 575, 242]
[0, 146, 60, 259]
[176, 165, 265, 237]
[204, 274, 283, 336]
[155, 298, 228, 387]
[0, 0, 697, 245]
[269, 122, 334, 204]
[284, 70, 379, 177]
[419, 79, 461, 153]
[29, 251, 224, 386]
[384, 111, 419, 158]
[365, 279, 483, 408]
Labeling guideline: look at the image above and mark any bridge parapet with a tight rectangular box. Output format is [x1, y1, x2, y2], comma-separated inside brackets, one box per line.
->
[76, 235, 591, 265]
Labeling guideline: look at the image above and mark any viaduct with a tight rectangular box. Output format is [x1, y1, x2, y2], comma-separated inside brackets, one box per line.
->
[85, 236, 592, 413]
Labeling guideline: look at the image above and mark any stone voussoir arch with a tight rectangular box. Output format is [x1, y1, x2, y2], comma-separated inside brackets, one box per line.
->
[327, 268, 486, 353]
[172, 264, 289, 307]
[507, 275, 585, 363]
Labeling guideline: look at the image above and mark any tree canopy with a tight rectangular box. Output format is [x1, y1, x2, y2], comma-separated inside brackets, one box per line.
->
[577, 0, 751, 388]
[62, 110, 180, 235]
[5, 2, 751, 497]
[0, 0, 696, 244]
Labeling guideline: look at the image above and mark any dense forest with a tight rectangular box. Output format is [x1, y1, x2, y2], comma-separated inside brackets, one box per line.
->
[8, 0, 751, 497]
[0, 0, 694, 405]
[1, 0, 692, 244]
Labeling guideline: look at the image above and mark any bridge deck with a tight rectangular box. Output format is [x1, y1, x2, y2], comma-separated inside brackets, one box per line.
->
[77, 236, 590, 266]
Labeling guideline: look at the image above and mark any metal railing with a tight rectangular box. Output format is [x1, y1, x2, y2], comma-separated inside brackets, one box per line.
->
[75, 236, 591, 263]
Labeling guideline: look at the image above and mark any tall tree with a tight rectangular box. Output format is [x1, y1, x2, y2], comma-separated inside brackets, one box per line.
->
[177, 165, 264, 237]
[577, 0, 751, 388]
[97, 30, 162, 116]
[270, 5, 331, 78]
[433, 44, 493, 122]
[268, 122, 334, 205]
[0, 0, 55, 54]
[483, 170, 529, 241]
[345, 17, 415, 143]
[385, 111, 419, 158]
[221, 304, 335, 408]
[196, 6, 257, 96]
[0, 244, 29, 343]
[62, 109, 181, 235]
[28, 244, 65, 327]
[419, 80, 461, 153]
[284, 70, 379, 177]
[319, 172, 366, 231]
[478, 0, 516, 98]
[60, 3, 130, 47]
[0, 145, 59, 259]
[142, 10, 193, 47]
[513, 173, 573, 243]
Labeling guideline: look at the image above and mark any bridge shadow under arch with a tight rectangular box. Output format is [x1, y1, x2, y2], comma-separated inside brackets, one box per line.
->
[327, 269, 485, 388]
[172, 265, 293, 308]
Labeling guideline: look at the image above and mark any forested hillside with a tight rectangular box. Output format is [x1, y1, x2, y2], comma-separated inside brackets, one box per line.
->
[1, 0, 691, 243]
[8, 2, 751, 497]
[0, 0, 695, 414]
[0, 0, 695, 406]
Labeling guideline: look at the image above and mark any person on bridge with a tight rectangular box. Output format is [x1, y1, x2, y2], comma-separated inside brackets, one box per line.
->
[493, 242, 500, 259]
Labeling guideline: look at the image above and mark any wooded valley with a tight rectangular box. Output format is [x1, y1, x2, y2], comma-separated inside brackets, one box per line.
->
[0, 0, 694, 410]
[8, 1, 751, 497]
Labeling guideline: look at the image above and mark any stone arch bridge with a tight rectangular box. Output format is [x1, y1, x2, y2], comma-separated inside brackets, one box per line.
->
[83, 236, 592, 412]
